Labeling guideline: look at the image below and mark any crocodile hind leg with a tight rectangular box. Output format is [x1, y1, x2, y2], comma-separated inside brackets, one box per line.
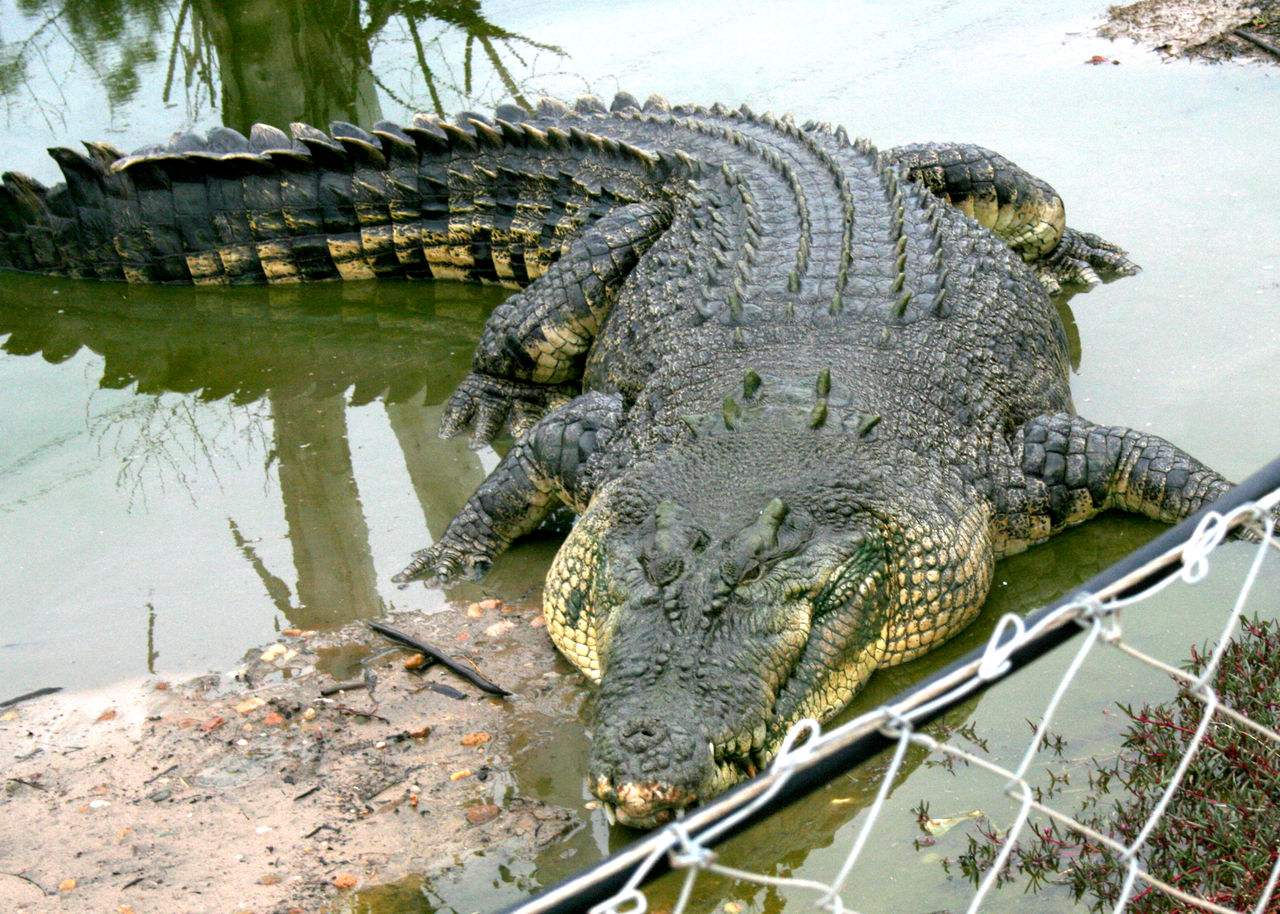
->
[395, 392, 626, 585]
[885, 143, 1139, 294]
[991, 412, 1239, 557]
[440, 201, 670, 446]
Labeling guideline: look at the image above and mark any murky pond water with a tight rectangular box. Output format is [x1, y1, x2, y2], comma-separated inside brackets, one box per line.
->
[0, 0, 1276, 910]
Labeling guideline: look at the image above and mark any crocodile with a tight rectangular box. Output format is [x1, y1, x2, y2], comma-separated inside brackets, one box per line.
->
[0, 93, 1242, 827]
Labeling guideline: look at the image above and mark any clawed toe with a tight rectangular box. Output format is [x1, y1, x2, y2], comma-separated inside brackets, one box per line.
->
[1038, 227, 1140, 294]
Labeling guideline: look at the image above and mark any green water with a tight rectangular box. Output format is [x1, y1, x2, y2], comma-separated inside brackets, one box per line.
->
[0, 1, 1276, 911]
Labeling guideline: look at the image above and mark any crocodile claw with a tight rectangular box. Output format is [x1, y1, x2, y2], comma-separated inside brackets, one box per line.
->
[393, 540, 493, 588]
[1037, 227, 1140, 296]
[440, 371, 573, 448]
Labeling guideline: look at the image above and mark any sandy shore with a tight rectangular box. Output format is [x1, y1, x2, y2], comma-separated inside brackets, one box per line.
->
[0, 600, 581, 913]
[1101, 0, 1280, 63]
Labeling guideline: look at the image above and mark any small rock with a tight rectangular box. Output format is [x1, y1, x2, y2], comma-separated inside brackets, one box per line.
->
[235, 696, 266, 715]
[466, 602, 485, 619]
[484, 620, 515, 638]
[96, 708, 118, 723]
[118, 906, 137, 914]
[403, 653, 428, 671]
[89, 799, 111, 810]
[176, 717, 199, 729]
[466, 802, 501, 825]
[456, 630, 470, 642]
[333, 872, 359, 889]
[530, 616, 546, 629]
[302, 707, 317, 721]
[724, 903, 744, 914]
[460, 731, 491, 747]
[58, 878, 76, 893]
[0, 709, 17, 721]
[200, 715, 227, 733]
[282, 628, 303, 637]
[478, 598, 502, 611]
[263, 712, 286, 727]
[259, 873, 282, 885]
[260, 643, 287, 663]
[408, 725, 431, 739]
[154, 681, 170, 691]
[450, 768, 473, 781]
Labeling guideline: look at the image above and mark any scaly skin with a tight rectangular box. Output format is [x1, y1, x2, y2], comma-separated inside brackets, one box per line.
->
[4, 92, 1232, 830]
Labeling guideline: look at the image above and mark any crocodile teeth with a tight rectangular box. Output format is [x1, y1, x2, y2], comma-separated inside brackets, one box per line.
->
[752, 722, 767, 750]
[602, 802, 617, 826]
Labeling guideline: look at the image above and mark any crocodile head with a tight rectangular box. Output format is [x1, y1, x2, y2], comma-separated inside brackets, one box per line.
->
[543, 426, 990, 827]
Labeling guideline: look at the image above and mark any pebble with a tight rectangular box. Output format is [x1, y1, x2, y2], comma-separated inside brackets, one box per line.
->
[466, 802, 501, 825]
[235, 696, 266, 715]
[484, 620, 516, 638]
[450, 768, 473, 781]
[477, 598, 503, 611]
[302, 707, 317, 721]
[408, 725, 431, 739]
[460, 731, 491, 747]
[260, 644, 287, 663]
[333, 873, 359, 889]
[403, 653, 429, 671]
[530, 616, 547, 629]
[89, 799, 111, 810]
[58, 878, 76, 893]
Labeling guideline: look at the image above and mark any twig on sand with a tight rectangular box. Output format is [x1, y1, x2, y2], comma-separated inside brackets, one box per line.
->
[1232, 28, 1280, 59]
[320, 680, 368, 697]
[1, 871, 51, 895]
[366, 621, 511, 697]
[332, 704, 390, 724]
[0, 687, 62, 709]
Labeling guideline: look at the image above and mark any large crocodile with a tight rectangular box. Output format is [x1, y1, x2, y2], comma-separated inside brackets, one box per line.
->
[0, 93, 1241, 827]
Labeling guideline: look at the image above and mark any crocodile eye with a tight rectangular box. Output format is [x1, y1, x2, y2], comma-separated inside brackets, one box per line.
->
[738, 565, 762, 585]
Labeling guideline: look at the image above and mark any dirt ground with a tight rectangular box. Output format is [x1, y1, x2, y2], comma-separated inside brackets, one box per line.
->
[1101, 0, 1280, 63]
[0, 599, 582, 913]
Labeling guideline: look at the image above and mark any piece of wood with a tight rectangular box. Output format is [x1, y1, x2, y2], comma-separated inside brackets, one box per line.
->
[366, 621, 511, 697]
[1233, 28, 1280, 59]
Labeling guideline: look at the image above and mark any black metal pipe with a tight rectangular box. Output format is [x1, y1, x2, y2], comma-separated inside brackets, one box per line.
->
[507, 455, 1280, 914]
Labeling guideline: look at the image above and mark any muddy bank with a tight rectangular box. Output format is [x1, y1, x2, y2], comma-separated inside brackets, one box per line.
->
[1101, 0, 1280, 63]
[0, 600, 582, 913]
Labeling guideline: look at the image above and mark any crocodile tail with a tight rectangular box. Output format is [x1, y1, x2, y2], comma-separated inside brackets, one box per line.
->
[0, 107, 669, 286]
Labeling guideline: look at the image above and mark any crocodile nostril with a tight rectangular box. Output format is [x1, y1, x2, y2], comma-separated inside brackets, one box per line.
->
[620, 718, 670, 754]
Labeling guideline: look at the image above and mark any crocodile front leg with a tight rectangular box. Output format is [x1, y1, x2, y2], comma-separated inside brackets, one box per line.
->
[441, 201, 670, 446]
[991, 412, 1239, 557]
[885, 143, 1139, 294]
[395, 392, 627, 585]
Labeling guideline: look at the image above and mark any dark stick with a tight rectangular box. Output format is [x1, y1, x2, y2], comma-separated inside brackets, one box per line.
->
[332, 704, 391, 724]
[293, 785, 321, 802]
[320, 680, 368, 697]
[366, 621, 511, 697]
[2, 871, 51, 895]
[1232, 28, 1280, 59]
[0, 686, 62, 709]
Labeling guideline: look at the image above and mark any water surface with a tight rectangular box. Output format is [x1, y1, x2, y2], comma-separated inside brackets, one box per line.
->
[0, 0, 1276, 910]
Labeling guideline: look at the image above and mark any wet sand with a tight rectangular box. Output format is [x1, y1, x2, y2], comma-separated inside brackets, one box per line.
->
[0, 601, 579, 913]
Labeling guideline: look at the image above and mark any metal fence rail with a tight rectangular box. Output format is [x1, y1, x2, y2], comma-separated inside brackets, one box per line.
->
[508, 455, 1280, 914]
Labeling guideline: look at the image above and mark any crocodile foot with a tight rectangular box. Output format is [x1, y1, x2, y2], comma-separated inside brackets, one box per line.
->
[392, 518, 498, 587]
[1036, 227, 1140, 295]
[439, 372, 575, 447]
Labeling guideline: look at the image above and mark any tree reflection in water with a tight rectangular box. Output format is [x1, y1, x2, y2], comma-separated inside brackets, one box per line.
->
[0, 0, 559, 631]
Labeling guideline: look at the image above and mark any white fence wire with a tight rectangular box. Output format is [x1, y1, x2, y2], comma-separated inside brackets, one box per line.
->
[589, 491, 1280, 914]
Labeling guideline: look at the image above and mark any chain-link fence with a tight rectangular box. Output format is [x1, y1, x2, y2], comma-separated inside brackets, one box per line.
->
[511, 456, 1280, 914]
